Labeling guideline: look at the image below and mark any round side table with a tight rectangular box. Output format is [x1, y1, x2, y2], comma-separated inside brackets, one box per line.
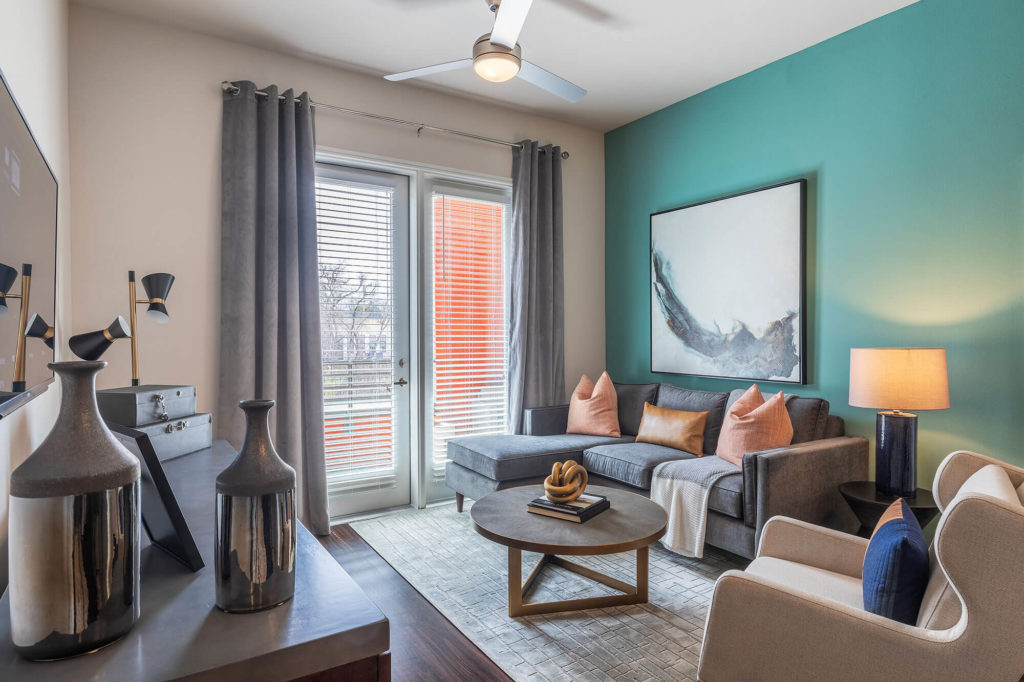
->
[839, 481, 940, 538]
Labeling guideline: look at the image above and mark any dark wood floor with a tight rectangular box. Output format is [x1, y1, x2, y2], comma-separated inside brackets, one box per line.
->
[320, 525, 511, 682]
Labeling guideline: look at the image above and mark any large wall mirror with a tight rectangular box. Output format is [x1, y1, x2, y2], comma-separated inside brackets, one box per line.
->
[0, 67, 58, 416]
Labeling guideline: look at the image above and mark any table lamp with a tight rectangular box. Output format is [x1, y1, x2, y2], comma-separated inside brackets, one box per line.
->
[849, 348, 949, 498]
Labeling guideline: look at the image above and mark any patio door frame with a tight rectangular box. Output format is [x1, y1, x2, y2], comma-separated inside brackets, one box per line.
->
[317, 148, 511, 513]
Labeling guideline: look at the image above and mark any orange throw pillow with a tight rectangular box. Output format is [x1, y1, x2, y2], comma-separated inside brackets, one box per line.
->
[566, 372, 621, 438]
[715, 384, 794, 467]
[635, 402, 708, 455]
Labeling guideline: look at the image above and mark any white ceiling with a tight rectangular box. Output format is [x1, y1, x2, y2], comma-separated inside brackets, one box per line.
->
[73, 0, 917, 131]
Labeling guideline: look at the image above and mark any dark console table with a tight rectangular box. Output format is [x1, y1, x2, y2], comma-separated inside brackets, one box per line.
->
[0, 441, 390, 681]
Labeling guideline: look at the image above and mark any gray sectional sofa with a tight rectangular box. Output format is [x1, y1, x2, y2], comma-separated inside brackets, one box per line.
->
[445, 383, 868, 559]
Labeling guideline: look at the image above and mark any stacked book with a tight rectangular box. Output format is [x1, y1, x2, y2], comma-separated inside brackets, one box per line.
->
[527, 493, 610, 523]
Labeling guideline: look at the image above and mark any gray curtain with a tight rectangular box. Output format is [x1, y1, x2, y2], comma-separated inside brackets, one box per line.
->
[508, 140, 566, 434]
[218, 81, 329, 535]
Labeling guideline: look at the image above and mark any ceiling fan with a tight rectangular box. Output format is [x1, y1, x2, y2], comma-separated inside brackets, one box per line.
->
[384, 0, 587, 103]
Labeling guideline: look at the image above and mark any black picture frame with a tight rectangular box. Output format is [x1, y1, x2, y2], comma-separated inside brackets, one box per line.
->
[108, 421, 205, 572]
[649, 178, 807, 384]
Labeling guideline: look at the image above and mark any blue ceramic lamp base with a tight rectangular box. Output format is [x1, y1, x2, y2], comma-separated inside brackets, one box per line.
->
[875, 411, 917, 498]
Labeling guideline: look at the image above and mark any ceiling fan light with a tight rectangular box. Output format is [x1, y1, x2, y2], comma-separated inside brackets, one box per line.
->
[473, 53, 520, 82]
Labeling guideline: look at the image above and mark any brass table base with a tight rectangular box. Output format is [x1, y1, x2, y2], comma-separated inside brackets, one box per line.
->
[507, 547, 649, 617]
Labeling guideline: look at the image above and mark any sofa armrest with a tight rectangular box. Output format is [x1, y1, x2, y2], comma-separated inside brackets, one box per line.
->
[742, 436, 868, 538]
[523, 405, 569, 436]
[757, 517, 868, 578]
[699, 570, 948, 681]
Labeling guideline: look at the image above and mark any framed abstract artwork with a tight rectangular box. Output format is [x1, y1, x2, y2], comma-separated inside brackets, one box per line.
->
[650, 179, 806, 383]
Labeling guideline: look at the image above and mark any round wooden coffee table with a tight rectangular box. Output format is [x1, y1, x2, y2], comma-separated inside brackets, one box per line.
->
[470, 485, 667, 617]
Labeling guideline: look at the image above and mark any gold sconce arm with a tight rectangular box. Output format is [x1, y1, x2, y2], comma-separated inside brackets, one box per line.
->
[129, 271, 140, 386]
[11, 265, 32, 392]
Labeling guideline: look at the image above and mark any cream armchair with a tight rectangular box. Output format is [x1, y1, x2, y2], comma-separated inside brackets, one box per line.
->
[698, 450, 1024, 681]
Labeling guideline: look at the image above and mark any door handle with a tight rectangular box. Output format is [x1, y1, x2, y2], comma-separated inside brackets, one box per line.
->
[393, 378, 408, 387]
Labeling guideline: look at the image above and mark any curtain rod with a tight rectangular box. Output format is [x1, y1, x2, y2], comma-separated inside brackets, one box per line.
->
[220, 81, 570, 159]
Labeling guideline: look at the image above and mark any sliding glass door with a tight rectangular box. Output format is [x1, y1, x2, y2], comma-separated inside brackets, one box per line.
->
[315, 159, 511, 517]
[315, 165, 411, 517]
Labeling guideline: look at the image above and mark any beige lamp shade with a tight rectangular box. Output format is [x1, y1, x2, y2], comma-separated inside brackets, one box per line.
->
[849, 348, 950, 411]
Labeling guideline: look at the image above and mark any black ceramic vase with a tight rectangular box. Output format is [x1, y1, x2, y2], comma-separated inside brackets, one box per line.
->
[9, 361, 141, 660]
[214, 399, 297, 612]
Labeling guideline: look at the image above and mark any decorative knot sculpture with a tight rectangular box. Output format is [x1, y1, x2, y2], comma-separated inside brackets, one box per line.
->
[544, 460, 588, 504]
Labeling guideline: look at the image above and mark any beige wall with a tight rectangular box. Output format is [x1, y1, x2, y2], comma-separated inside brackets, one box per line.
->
[0, 0, 71, 588]
[69, 5, 605, 420]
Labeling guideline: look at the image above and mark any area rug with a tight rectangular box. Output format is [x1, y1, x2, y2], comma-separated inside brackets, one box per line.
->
[350, 502, 746, 681]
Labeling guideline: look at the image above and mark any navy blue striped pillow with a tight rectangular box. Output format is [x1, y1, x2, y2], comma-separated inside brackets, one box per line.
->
[862, 498, 930, 624]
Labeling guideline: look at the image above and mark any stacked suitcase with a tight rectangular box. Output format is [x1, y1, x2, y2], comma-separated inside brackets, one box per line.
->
[97, 385, 212, 461]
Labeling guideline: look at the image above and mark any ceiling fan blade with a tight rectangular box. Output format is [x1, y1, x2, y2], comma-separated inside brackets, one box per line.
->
[384, 58, 473, 81]
[490, 0, 533, 48]
[517, 60, 586, 102]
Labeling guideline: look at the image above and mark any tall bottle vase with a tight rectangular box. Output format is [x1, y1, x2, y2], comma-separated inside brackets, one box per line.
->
[215, 399, 297, 613]
[8, 361, 141, 660]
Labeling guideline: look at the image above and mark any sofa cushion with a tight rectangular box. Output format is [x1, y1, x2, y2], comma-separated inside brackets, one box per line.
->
[863, 499, 930, 625]
[726, 388, 830, 444]
[708, 472, 744, 519]
[655, 385, 729, 454]
[614, 382, 660, 436]
[746, 556, 863, 609]
[786, 397, 831, 443]
[717, 386, 793, 467]
[567, 372, 621, 437]
[581, 442, 743, 518]
[635, 402, 708, 455]
[583, 442, 697, 489]
[447, 434, 634, 481]
[823, 415, 846, 439]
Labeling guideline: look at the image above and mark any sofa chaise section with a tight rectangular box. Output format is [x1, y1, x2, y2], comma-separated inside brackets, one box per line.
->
[445, 431, 633, 510]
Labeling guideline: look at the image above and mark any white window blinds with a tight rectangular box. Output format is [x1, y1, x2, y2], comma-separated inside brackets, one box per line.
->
[316, 176, 398, 494]
[431, 191, 509, 474]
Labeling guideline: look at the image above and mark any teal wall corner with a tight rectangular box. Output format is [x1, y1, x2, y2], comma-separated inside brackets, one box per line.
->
[603, 0, 1024, 485]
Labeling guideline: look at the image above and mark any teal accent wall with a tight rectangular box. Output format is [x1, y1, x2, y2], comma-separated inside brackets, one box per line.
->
[604, 0, 1024, 484]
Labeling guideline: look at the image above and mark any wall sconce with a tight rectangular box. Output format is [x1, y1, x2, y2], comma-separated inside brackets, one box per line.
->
[69, 316, 131, 361]
[0, 262, 19, 314]
[25, 313, 55, 349]
[0, 262, 33, 392]
[129, 271, 174, 386]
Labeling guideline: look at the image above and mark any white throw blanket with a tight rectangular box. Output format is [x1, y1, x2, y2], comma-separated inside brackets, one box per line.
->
[651, 456, 740, 558]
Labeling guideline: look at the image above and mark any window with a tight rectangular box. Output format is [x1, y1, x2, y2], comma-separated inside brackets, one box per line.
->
[428, 185, 510, 481]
